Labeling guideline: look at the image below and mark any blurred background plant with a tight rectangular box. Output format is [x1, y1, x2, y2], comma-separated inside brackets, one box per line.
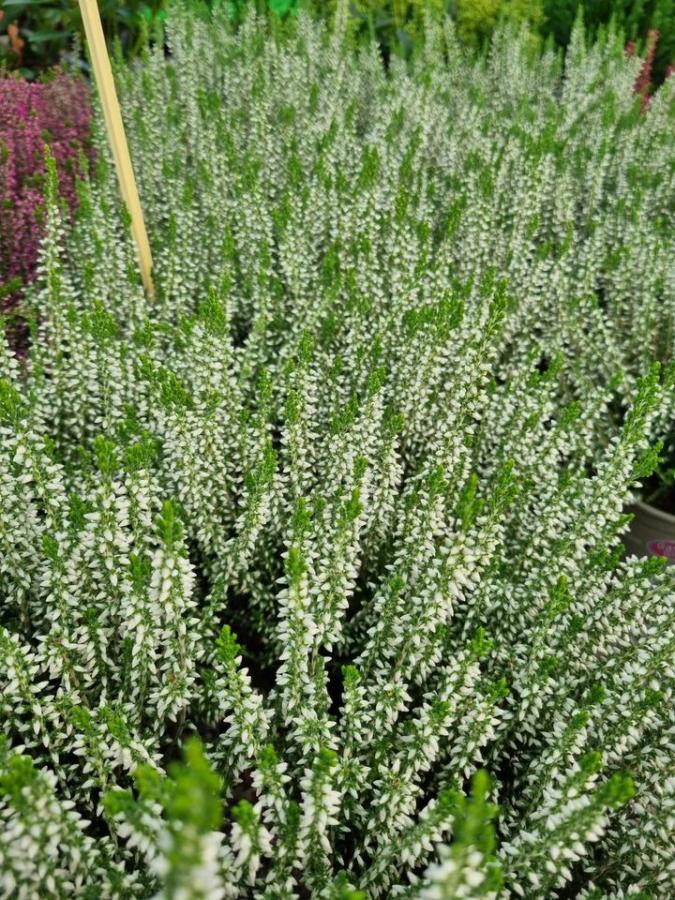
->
[452, 0, 544, 48]
[209, 0, 675, 79]
[326, 0, 447, 59]
[0, 0, 672, 79]
[543, 0, 674, 83]
[0, 1, 167, 78]
[541, 0, 675, 82]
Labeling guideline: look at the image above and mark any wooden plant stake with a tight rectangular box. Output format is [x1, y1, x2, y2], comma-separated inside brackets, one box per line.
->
[78, 0, 155, 298]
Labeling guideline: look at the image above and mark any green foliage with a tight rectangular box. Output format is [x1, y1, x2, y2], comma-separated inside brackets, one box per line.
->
[420, 770, 504, 896]
[543, 0, 675, 82]
[0, 0, 168, 77]
[455, 0, 544, 47]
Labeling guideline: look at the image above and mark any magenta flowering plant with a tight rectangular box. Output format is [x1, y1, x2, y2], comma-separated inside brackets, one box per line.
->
[0, 72, 93, 314]
[626, 29, 663, 110]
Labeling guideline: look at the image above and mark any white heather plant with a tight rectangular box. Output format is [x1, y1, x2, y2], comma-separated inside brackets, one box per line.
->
[1, 3, 674, 898]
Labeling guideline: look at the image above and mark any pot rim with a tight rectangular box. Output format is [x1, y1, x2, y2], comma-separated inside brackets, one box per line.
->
[631, 499, 675, 526]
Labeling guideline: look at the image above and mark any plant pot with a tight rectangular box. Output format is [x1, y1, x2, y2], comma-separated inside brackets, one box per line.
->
[624, 500, 675, 565]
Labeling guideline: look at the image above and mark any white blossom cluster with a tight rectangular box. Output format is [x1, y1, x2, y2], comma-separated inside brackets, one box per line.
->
[1, 3, 674, 897]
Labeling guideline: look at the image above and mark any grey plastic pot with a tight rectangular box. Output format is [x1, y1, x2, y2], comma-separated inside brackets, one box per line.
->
[624, 500, 675, 565]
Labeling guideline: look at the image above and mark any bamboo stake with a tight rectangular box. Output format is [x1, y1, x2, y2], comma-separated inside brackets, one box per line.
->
[78, 0, 154, 297]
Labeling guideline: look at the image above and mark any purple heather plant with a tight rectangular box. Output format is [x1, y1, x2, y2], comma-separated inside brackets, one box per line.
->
[0, 72, 93, 315]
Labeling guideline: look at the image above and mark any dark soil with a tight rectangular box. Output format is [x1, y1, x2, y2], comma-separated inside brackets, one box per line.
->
[640, 473, 675, 514]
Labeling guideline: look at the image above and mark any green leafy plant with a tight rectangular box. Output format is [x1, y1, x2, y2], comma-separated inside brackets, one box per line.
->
[543, 0, 675, 83]
[0, 0, 168, 77]
[453, 0, 544, 48]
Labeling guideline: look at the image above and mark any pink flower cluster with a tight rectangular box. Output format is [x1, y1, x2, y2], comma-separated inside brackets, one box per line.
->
[625, 30, 669, 111]
[0, 72, 93, 312]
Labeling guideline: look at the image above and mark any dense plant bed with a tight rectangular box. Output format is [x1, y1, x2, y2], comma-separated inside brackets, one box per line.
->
[3, 0, 674, 87]
[1, 7, 674, 898]
[0, 72, 92, 313]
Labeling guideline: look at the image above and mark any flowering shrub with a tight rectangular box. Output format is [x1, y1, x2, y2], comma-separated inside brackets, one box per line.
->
[626, 28, 662, 109]
[1, 6, 674, 897]
[0, 72, 92, 311]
